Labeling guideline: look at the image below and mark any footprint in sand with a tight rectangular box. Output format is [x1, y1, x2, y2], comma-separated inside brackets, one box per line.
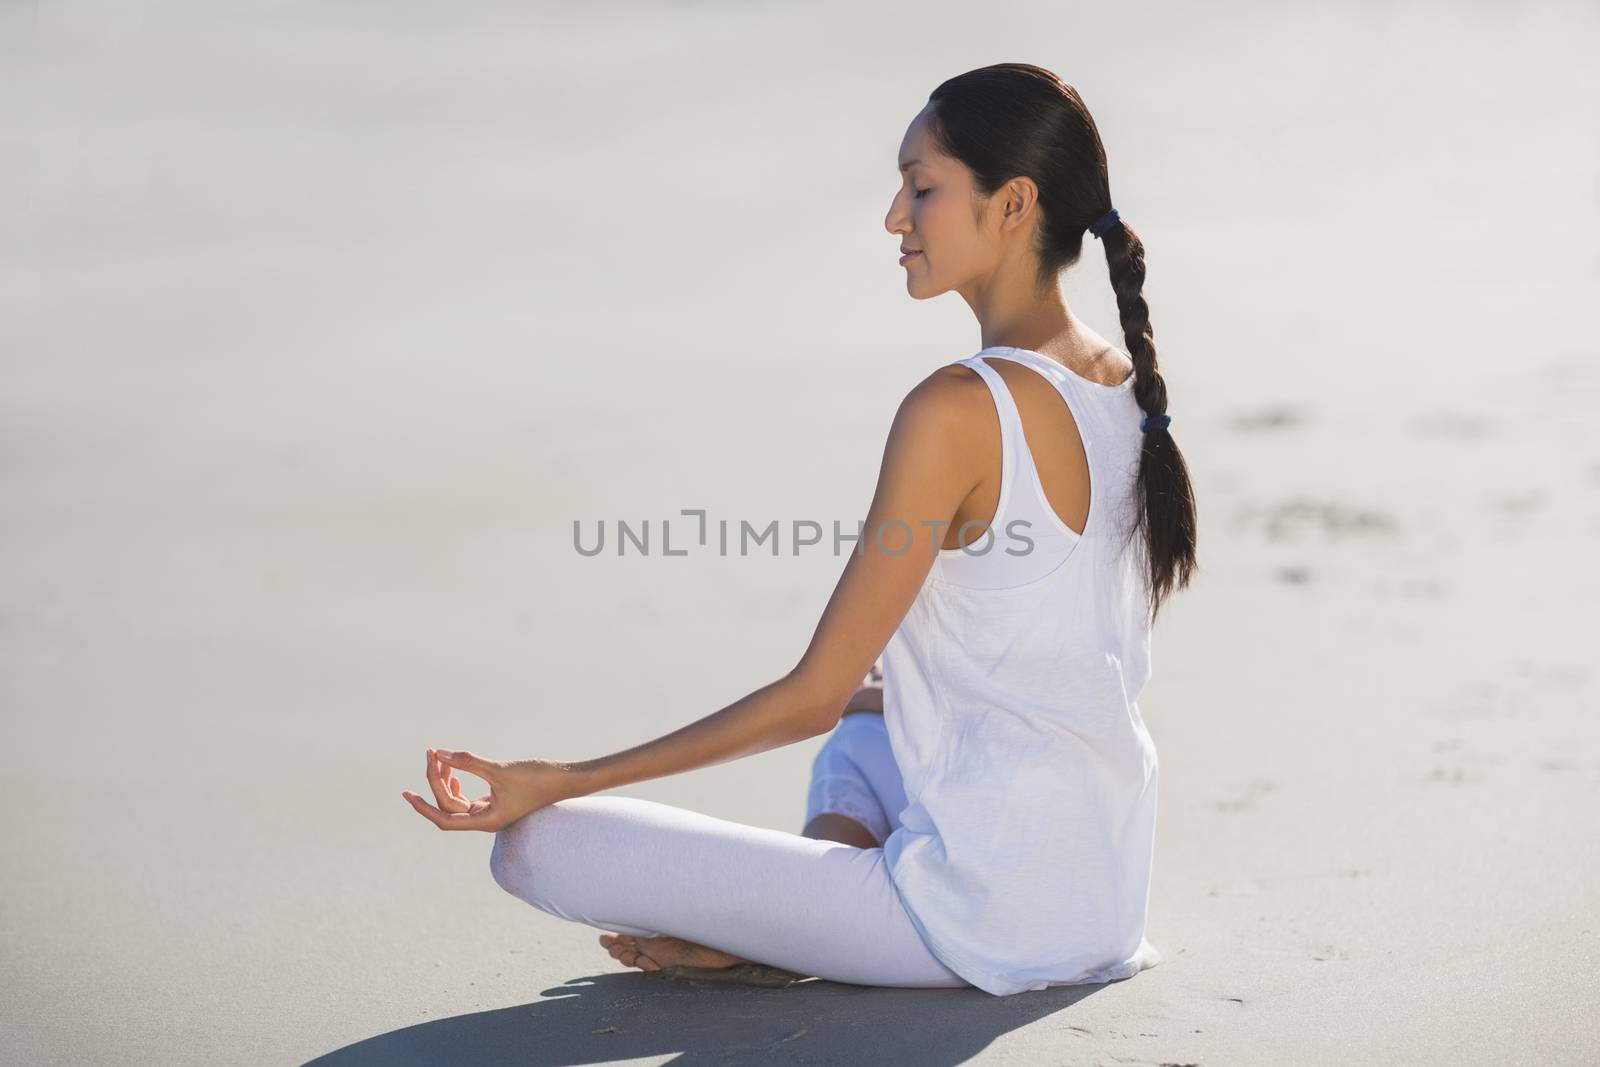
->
[1410, 411, 1496, 440]
[1486, 489, 1548, 519]
[1232, 497, 1398, 543]
[1513, 660, 1592, 691]
[1211, 777, 1280, 813]
[1371, 576, 1449, 601]
[1225, 405, 1307, 433]
[1421, 765, 1482, 786]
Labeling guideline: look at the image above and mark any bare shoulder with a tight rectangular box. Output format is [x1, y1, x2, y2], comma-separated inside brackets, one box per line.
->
[866, 361, 996, 502]
[894, 360, 993, 439]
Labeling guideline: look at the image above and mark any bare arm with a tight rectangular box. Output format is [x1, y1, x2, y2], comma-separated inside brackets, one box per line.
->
[783, 366, 985, 729]
[558, 674, 827, 795]
[404, 366, 988, 830]
[562, 366, 984, 798]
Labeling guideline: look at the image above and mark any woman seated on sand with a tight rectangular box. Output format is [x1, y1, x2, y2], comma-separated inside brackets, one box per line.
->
[402, 62, 1197, 998]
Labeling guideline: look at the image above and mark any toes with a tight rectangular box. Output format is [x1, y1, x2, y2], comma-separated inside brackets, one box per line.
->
[600, 933, 669, 974]
[600, 931, 644, 962]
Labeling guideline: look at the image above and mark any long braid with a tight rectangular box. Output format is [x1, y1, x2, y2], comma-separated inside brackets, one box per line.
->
[1100, 215, 1197, 621]
[928, 62, 1200, 622]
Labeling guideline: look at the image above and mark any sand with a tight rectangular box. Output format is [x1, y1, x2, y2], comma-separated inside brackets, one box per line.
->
[3, 2, 1597, 1064]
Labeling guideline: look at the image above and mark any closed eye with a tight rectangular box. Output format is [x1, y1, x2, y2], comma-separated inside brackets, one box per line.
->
[913, 188, 930, 199]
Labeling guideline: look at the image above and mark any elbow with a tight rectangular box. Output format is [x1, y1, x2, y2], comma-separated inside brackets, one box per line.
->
[783, 670, 849, 737]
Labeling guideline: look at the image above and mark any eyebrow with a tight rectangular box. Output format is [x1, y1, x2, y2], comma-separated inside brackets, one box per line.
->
[898, 158, 923, 173]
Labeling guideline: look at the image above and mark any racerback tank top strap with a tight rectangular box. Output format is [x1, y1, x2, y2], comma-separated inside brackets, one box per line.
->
[936, 354, 1085, 589]
[954, 355, 1023, 527]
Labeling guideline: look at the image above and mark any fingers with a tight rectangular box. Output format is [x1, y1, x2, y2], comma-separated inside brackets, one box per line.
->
[401, 789, 502, 832]
[404, 746, 509, 831]
[426, 750, 469, 813]
[432, 755, 467, 812]
[433, 748, 501, 779]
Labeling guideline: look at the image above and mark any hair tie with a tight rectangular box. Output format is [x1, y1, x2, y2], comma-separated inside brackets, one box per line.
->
[1088, 207, 1121, 239]
[1141, 412, 1171, 434]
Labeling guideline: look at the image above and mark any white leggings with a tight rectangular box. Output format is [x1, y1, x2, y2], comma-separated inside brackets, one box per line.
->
[488, 711, 972, 989]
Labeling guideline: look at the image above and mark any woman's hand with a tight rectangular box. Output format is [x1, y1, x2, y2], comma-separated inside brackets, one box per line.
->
[401, 748, 579, 832]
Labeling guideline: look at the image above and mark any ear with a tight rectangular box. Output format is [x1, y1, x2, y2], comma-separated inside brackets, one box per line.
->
[997, 175, 1040, 233]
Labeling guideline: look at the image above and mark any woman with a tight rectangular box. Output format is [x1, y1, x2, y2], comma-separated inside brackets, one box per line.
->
[402, 62, 1197, 997]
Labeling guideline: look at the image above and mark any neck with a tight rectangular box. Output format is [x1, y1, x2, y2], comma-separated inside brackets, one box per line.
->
[978, 307, 1095, 361]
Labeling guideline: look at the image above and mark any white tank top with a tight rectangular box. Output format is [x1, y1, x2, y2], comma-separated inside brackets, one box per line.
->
[880, 345, 1163, 996]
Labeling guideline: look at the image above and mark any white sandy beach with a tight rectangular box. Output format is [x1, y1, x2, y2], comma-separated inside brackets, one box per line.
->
[4, 2, 1598, 1064]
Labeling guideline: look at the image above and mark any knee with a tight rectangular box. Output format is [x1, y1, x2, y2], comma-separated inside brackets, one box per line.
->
[489, 803, 565, 900]
[489, 798, 611, 917]
[488, 816, 527, 897]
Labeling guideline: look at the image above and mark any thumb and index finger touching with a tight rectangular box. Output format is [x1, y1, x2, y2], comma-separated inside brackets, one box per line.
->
[429, 747, 499, 778]
[402, 748, 505, 830]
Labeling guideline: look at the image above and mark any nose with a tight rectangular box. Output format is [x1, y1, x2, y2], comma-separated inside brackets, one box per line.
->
[885, 191, 910, 238]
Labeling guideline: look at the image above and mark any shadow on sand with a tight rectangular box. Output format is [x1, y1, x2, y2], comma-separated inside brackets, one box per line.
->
[308, 969, 1115, 1065]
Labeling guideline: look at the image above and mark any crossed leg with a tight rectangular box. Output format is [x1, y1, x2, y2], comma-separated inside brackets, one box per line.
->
[599, 760, 884, 970]
[488, 793, 966, 988]
[597, 669, 896, 973]
[597, 667, 896, 971]
[799, 665, 889, 850]
[488, 665, 953, 984]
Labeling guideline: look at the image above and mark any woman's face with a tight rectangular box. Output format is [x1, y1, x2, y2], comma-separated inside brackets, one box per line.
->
[885, 102, 996, 300]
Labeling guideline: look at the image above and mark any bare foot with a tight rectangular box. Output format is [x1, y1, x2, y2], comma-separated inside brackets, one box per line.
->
[598, 931, 752, 973]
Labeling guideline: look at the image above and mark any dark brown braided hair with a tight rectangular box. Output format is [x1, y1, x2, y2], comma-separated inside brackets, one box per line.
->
[925, 62, 1198, 622]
